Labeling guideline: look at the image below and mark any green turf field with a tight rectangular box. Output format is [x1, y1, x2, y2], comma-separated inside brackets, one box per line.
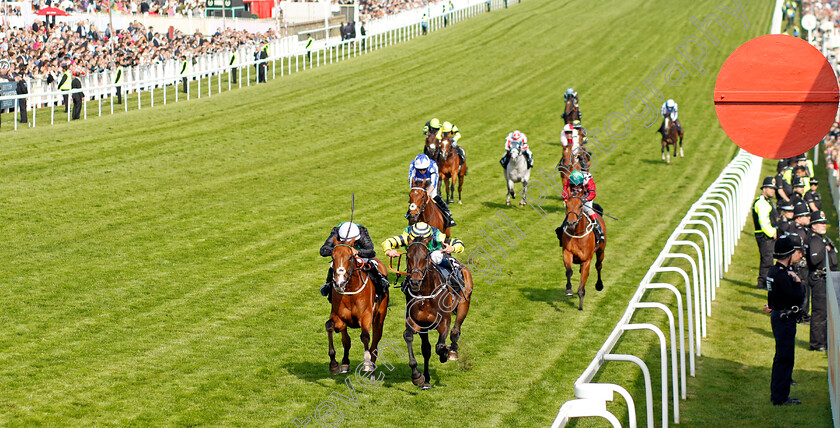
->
[0, 0, 831, 426]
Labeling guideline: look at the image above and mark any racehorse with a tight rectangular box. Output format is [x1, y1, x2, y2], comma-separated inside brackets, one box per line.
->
[504, 140, 530, 206]
[436, 137, 467, 205]
[556, 195, 606, 310]
[563, 97, 580, 125]
[659, 117, 684, 164]
[408, 179, 451, 237]
[326, 238, 390, 375]
[424, 131, 439, 158]
[402, 238, 472, 389]
[557, 142, 584, 185]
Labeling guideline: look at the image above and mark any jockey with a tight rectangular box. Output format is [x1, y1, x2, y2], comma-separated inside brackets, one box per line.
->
[435, 121, 465, 164]
[561, 123, 589, 168]
[500, 130, 534, 169]
[659, 99, 682, 134]
[572, 120, 588, 144]
[423, 117, 441, 137]
[408, 154, 456, 228]
[319, 222, 390, 302]
[562, 87, 582, 121]
[382, 222, 466, 289]
[562, 170, 604, 243]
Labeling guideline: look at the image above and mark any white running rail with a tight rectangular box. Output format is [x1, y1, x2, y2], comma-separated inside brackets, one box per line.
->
[550, 150, 762, 427]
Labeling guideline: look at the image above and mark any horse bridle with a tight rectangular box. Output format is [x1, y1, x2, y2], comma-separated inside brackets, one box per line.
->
[409, 186, 430, 220]
[564, 195, 585, 230]
[333, 243, 357, 291]
[406, 241, 431, 290]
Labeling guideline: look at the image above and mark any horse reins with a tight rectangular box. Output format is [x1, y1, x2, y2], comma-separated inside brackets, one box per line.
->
[386, 242, 448, 301]
[332, 243, 371, 295]
[563, 196, 595, 239]
[409, 186, 430, 219]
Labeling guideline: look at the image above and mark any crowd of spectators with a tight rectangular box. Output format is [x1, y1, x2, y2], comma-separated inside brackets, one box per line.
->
[0, 20, 276, 81]
[30, 0, 208, 17]
[356, 0, 432, 21]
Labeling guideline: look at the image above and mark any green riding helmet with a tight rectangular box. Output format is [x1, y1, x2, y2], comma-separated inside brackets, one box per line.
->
[569, 170, 585, 186]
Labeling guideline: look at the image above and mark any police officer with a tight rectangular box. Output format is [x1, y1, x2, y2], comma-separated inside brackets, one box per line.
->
[776, 200, 794, 235]
[57, 66, 72, 113]
[804, 177, 822, 212]
[790, 203, 811, 321]
[113, 61, 124, 104]
[805, 210, 838, 352]
[70, 69, 84, 120]
[788, 175, 806, 208]
[229, 48, 238, 84]
[775, 159, 793, 203]
[767, 235, 804, 406]
[180, 55, 189, 93]
[754, 177, 778, 289]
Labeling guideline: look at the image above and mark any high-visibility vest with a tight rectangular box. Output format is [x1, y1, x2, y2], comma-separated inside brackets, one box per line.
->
[114, 67, 124, 85]
[261, 43, 269, 56]
[59, 71, 72, 91]
[180, 61, 189, 76]
[305, 38, 314, 49]
[229, 53, 237, 66]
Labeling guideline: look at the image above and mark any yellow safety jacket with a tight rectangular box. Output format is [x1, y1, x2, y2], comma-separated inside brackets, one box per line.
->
[114, 67, 124, 85]
[59, 71, 72, 91]
[752, 196, 777, 238]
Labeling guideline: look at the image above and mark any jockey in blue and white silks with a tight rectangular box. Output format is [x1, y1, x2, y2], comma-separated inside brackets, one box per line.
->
[659, 99, 682, 134]
[408, 154, 455, 227]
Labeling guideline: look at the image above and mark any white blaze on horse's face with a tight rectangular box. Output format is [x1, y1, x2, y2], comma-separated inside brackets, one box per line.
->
[335, 266, 347, 288]
[429, 144, 435, 151]
[409, 203, 418, 211]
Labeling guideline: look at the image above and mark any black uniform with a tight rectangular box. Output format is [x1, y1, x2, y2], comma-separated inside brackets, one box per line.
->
[775, 170, 793, 202]
[57, 71, 71, 112]
[70, 76, 83, 120]
[788, 193, 805, 210]
[789, 223, 810, 318]
[777, 218, 794, 236]
[804, 189, 822, 211]
[319, 224, 388, 301]
[16, 77, 28, 124]
[257, 48, 268, 83]
[805, 231, 838, 350]
[767, 261, 805, 405]
[753, 193, 778, 289]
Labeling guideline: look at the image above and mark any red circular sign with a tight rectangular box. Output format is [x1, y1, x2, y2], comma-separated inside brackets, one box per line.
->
[714, 34, 839, 159]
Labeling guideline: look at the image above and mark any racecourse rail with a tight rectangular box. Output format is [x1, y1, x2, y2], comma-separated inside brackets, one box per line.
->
[550, 150, 763, 427]
[0, 0, 522, 130]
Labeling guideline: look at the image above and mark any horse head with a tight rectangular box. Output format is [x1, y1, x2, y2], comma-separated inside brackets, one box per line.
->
[439, 136, 452, 161]
[408, 179, 429, 224]
[565, 98, 578, 120]
[563, 195, 585, 232]
[425, 133, 440, 158]
[510, 141, 522, 161]
[406, 238, 431, 293]
[332, 237, 358, 291]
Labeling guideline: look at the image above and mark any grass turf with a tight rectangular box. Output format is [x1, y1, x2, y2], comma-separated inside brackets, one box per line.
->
[0, 0, 830, 426]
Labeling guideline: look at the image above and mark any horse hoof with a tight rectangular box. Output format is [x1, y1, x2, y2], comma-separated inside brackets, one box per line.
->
[596, 281, 604, 291]
[363, 361, 375, 372]
[440, 353, 448, 363]
[340, 364, 350, 374]
[458, 200, 462, 205]
[565, 289, 574, 296]
[421, 382, 432, 390]
[330, 363, 340, 375]
[412, 375, 425, 386]
[519, 202, 526, 207]
[448, 351, 459, 361]
[506, 202, 511, 206]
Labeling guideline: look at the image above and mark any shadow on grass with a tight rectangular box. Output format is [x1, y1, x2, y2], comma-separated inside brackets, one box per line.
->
[286, 358, 435, 390]
[520, 286, 578, 311]
[639, 159, 666, 165]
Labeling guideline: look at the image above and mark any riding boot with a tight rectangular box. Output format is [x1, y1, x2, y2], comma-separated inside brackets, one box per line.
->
[578, 153, 589, 170]
[457, 146, 466, 164]
[434, 195, 456, 227]
[500, 152, 510, 169]
[321, 268, 334, 302]
[366, 263, 390, 302]
[590, 214, 604, 243]
[525, 150, 534, 169]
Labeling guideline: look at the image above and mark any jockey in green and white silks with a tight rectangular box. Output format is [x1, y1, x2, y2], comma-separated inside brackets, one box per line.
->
[408, 154, 456, 227]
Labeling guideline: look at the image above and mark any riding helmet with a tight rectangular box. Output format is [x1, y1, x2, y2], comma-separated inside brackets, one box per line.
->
[338, 222, 361, 241]
[408, 222, 434, 239]
[569, 170, 585, 186]
[414, 154, 432, 170]
[429, 118, 441, 129]
[441, 122, 453, 133]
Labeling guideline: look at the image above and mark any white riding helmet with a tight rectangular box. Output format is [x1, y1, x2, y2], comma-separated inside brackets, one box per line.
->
[338, 222, 361, 241]
[511, 130, 523, 141]
[666, 99, 676, 108]
[414, 154, 432, 170]
[563, 124, 574, 133]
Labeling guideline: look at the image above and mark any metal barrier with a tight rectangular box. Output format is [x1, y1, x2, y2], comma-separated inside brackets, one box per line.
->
[0, 0, 524, 130]
[828, 269, 840, 428]
[550, 150, 762, 427]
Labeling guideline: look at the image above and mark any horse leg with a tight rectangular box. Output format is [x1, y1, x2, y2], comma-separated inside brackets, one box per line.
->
[520, 179, 527, 207]
[506, 179, 513, 206]
[360, 315, 373, 372]
[449, 283, 471, 361]
[326, 319, 339, 375]
[435, 315, 452, 364]
[661, 141, 666, 161]
[404, 327, 424, 385]
[419, 332, 432, 389]
[339, 329, 352, 373]
[578, 259, 591, 311]
[595, 245, 605, 291]
[679, 135, 684, 158]
[370, 294, 388, 366]
[563, 250, 574, 296]
[457, 164, 464, 205]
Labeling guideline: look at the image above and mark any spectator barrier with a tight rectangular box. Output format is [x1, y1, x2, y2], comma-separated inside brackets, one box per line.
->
[550, 150, 763, 428]
[0, 0, 524, 130]
[828, 268, 840, 428]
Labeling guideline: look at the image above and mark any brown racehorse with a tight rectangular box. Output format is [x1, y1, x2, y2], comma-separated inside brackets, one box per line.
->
[436, 137, 467, 205]
[408, 179, 451, 237]
[557, 142, 583, 185]
[424, 132, 440, 158]
[402, 238, 472, 389]
[659, 117, 684, 164]
[556, 195, 606, 310]
[326, 239, 389, 374]
[563, 97, 580, 125]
